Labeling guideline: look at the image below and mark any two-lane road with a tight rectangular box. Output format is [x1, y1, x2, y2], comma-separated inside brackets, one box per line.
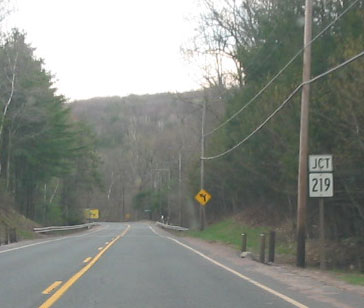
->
[0, 223, 127, 308]
[0, 223, 363, 307]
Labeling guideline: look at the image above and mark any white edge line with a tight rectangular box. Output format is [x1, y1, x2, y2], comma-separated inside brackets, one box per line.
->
[149, 225, 160, 236]
[0, 224, 107, 255]
[149, 225, 308, 308]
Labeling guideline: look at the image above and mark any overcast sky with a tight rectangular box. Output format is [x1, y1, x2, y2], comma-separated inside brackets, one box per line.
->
[3, 0, 203, 101]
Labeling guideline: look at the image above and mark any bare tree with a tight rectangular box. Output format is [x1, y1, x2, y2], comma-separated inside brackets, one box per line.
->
[182, 0, 262, 88]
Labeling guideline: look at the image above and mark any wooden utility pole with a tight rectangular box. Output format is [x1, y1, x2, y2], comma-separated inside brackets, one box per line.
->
[121, 185, 125, 221]
[153, 168, 170, 222]
[297, 0, 313, 268]
[178, 152, 182, 226]
[167, 169, 170, 223]
[200, 98, 207, 231]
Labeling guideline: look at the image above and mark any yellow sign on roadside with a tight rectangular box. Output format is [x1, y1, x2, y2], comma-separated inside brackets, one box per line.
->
[84, 208, 100, 219]
[195, 189, 212, 206]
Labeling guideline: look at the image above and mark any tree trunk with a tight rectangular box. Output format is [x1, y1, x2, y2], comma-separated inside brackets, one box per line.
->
[6, 131, 11, 191]
[0, 52, 18, 176]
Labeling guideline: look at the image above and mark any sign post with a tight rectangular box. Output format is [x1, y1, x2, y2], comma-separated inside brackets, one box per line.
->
[319, 198, 325, 270]
[309, 155, 333, 270]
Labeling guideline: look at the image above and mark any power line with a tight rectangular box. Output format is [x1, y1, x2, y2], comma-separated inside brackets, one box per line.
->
[204, 0, 360, 137]
[202, 50, 364, 160]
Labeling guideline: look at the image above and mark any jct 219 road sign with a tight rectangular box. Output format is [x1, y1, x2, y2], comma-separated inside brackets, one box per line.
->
[309, 155, 333, 172]
[195, 189, 212, 206]
[309, 173, 333, 197]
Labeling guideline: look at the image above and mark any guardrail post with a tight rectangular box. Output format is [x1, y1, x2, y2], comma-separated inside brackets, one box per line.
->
[12, 228, 17, 243]
[9, 228, 13, 243]
[268, 231, 275, 263]
[259, 233, 266, 263]
[5, 226, 9, 245]
[241, 233, 247, 252]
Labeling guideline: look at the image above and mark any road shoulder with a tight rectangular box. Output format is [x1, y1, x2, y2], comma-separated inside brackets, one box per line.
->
[154, 225, 364, 308]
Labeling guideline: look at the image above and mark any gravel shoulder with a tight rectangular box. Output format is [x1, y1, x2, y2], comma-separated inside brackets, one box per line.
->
[159, 227, 364, 308]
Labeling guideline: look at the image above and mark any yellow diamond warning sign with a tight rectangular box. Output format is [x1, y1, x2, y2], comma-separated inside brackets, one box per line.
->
[84, 208, 100, 219]
[195, 189, 212, 206]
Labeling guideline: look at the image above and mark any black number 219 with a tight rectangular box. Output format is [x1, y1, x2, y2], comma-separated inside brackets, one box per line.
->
[312, 177, 331, 192]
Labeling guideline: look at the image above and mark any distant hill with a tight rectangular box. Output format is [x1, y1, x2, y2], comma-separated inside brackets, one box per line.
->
[70, 89, 224, 224]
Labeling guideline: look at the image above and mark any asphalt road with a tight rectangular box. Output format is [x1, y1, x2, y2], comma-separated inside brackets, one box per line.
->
[0, 222, 362, 308]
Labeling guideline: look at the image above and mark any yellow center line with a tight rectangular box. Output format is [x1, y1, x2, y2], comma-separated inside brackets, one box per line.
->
[83, 257, 92, 263]
[39, 224, 131, 308]
[42, 281, 62, 295]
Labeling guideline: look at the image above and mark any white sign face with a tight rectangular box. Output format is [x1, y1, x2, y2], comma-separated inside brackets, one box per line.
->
[309, 173, 333, 197]
[309, 155, 333, 172]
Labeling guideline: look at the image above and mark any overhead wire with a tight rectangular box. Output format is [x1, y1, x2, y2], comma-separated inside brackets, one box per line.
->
[204, 0, 361, 137]
[202, 50, 364, 160]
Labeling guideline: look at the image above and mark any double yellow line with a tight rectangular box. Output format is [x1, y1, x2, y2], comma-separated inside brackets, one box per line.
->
[39, 224, 131, 308]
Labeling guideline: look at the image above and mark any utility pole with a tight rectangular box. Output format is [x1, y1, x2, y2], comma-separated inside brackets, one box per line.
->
[153, 168, 170, 222]
[121, 184, 125, 221]
[178, 152, 182, 226]
[167, 169, 170, 223]
[296, 0, 313, 268]
[200, 97, 207, 231]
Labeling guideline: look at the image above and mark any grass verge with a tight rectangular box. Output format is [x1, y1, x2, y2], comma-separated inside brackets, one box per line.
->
[186, 217, 270, 254]
[185, 217, 364, 286]
[333, 271, 364, 286]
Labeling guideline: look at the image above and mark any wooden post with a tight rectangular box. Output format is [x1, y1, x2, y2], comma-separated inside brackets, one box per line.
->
[5, 226, 9, 244]
[200, 97, 207, 231]
[268, 231, 276, 263]
[260, 234, 266, 263]
[10, 228, 15, 243]
[319, 198, 326, 270]
[179, 152, 182, 227]
[297, 0, 313, 268]
[241, 233, 247, 252]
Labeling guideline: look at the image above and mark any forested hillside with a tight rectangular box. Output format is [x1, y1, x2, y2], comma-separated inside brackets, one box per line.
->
[71, 90, 224, 226]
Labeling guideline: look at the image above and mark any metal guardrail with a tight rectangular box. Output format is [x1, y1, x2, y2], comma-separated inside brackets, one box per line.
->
[155, 221, 189, 231]
[33, 222, 98, 233]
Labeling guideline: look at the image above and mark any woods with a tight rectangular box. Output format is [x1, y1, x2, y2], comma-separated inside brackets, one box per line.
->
[0, 29, 100, 224]
[70, 92, 220, 225]
[186, 0, 364, 268]
[192, 0, 364, 238]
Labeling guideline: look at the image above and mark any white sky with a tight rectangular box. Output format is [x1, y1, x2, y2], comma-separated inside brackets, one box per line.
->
[4, 0, 204, 101]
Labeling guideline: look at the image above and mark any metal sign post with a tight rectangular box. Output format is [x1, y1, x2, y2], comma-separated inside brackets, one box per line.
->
[319, 198, 326, 270]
